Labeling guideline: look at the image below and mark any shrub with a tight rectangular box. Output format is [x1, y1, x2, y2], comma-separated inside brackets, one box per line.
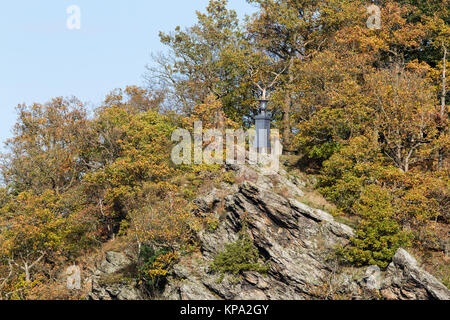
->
[222, 171, 236, 185]
[317, 135, 386, 212]
[138, 245, 177, 294]
[338, 185, 412, 268]
[210, 231, 269, 282]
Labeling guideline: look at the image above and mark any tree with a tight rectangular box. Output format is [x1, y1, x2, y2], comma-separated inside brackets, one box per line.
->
[2, 98, 92, 195]
[366, 63, 438, 172]
[247, 0, 364, 149]
[83, 104, 177, 238]
[339, 184, 411, 268]
[146, 0, 254, 124]
[294, 1, 442, 168]
[335, 1, 427, 67]
[423, 11, 450, 169]
[0, 191, 67, 282]
[291, 48, 372, 165]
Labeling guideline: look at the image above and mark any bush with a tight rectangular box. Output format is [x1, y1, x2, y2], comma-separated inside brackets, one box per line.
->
[210, 231, 269, 281]
[317, 135, 385, 212]
[222, 171, 236, 185]
[138, 245, 177, 294]
[338, 185, 412, 268]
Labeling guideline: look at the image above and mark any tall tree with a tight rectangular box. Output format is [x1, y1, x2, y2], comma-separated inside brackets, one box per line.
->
[0, 191, 67, 282]
[367, 63, 438, 172]
[2, 98, 92, 195]
[246, 0, 363, 149]
[424, 10, 450, 169]
[146, 0, 255, 125]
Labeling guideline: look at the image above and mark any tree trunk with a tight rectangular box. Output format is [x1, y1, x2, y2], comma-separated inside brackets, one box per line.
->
[21, 252, 45, 282]
[24, 263, 30, 282]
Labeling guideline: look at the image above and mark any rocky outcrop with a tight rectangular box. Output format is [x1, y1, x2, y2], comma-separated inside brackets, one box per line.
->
[88, 251, 143, 300]
[163, 165, 361, 300]
[363, 266, 381, 291]
[380, 249, 450, 300]
[87, 163, 449, 300]
[162, 164, 450, 300]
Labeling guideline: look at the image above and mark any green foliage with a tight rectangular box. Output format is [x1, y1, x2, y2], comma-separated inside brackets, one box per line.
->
[318, 135, 446, 223]
[317, 135, 386, 212]
[83, 107, 179, 237]
[317, 135, 447, 267]
[222, 171, 236, 185]
[338, 185, 412, 268]
[303, 141, 341, 166]
[0, 0, 448, 299]
[138, 245, 177, 293]
[210, 231, 269, 281]
[152, 0, 255, 123]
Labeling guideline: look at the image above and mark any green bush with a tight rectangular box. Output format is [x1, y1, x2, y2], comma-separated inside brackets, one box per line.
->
[306, 141, 341, 163]
[138, 245, 174, 293]
[222, 171, 236, 185]
[210, 232, 269, 281]
[338, 185, 412, 268]
[316, 135, 385, 212]
[316, 136, 418, 268]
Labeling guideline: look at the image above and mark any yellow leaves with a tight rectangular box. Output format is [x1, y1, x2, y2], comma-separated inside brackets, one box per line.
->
[184, 94, 238, 131]
[334, 1, 427, 62]
[0, 189, 70, 285]
[127, 190, 201, 249]
[5, 97, 91, 195]
[83, 107, 178, 221]
[364, 63, 439, 171]
[144, 252, 178, 280]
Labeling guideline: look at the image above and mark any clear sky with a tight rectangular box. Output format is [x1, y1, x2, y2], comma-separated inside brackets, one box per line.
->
[0, 0, 256, 150]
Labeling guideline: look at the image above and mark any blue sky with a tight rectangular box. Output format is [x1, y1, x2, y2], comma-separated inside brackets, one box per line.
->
[0, 0, 256, 150]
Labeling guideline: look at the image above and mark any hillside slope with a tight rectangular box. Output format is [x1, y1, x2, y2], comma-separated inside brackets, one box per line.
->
[88, 163, 450, 300]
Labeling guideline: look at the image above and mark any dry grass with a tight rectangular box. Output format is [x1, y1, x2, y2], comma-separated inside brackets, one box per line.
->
[410, 222, 450, 289]
[411, 248, 450, 288]
[297, 190, 337, 214]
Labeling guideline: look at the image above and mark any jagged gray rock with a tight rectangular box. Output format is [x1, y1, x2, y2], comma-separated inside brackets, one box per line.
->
[163, 164, 450, 300]
[364, 266, 381, 290]
[193, 187, 222, 214]
[99, 251, 132, 274]
[89, 251, 143, 300]
[163, 165, 362, 300]
[381, 248, 450, 300]
[88, 164, 449, 300]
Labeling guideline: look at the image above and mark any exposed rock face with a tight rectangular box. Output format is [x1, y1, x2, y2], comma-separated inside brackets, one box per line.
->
[363, 266, 381, 291]
[163, 165, 361, 300]
[88, 251, 143, 300]
[65, 265, 81, 290]
[162, 164, 450, 300]
[88, 164, 449, 300]
[380, 249, 450, 300]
